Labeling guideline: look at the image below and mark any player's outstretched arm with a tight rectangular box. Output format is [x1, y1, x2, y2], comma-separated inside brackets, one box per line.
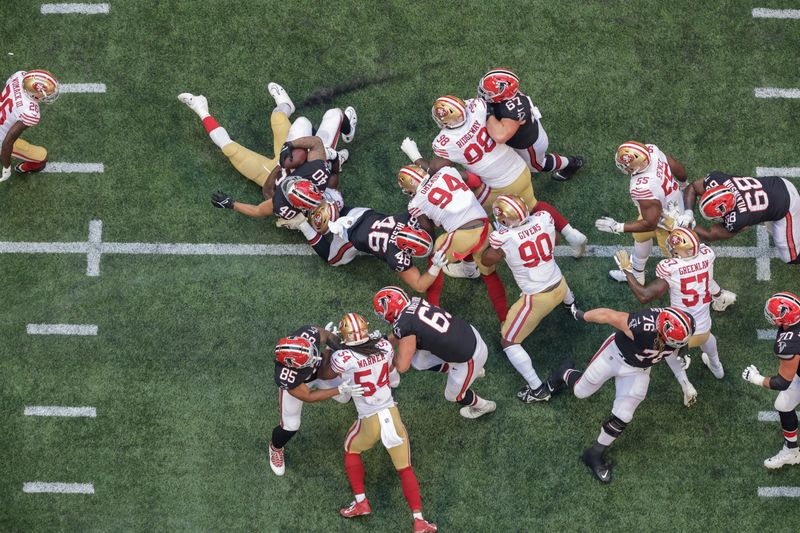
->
[233, 199, 273, 218]
[393, 335, 417, 373]
[694, 223, 735, 242]
[683, 179, 705, 210]
[624, 200, 661, 233]
[743, 355, 799, 389]
[288, 382, 346, 403]
[583, 308, 632, 336]
[398, 264, 441, 293]
[627, 277, 669, 304]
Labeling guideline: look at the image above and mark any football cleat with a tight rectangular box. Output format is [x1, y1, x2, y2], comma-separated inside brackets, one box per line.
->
[459, 400, 496, 419]
[340, 498, 371, 518]
[701, 352, 725, 379]
[666, 227, 700, 259]
[581, 447, 613, 484]
[546, 359, 576, 396]
[397, 165, 427, 196]
[339, 313, 371, 346]
[275, 336, 320, 369]
[552, 155, 584, 181]
[442, 261, 480, 279]
[492, 194, 529, 228]
[396, 226, 434, 258]
[609, 269, 645, 284]
[432, 95, 467, 129]
[517, 384, 550, 403]
[764, 292, 800, 327]
[764, 445, 800, 469]
[478, 68, 520, 103]
[22, 70, 59, 103]
[267, 82, 295, 115]
[177, 92, 209, 118]
[337, 149, 349, 168]
[373, 286, 411, 323]
[268, 443, 285, 476]
[682, 382, 698, 407]
[14, 161, 47, 174]
[615, 141, 650, 175]
[342, 106, 357, 143]
[414, 518, 438, 532]
[657, 307, 696, 348]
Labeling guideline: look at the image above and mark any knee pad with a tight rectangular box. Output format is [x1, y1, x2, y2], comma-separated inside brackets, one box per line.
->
[602, 414, 628, 438]
[775, 389, 800, 413]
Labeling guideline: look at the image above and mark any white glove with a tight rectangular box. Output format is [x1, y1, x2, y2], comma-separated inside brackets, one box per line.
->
[327, 215, 356, 239]
[401, 137, 422, 163]
[742, 364, 764, 386]
[369, 329, 384, 340]
[595, 216, 624, 234]
[324, 321, 340, 336]
[427, 249, 448, 276]
[679, 353, 691, 371]
[338, 380, 366, 397]
[711, 289, 737, 312]
[675, 209, 696, 229]
[0, 166, 11, 182]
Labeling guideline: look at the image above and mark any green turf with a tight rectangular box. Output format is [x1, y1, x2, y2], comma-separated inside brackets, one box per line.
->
[1, 1, 799, 531]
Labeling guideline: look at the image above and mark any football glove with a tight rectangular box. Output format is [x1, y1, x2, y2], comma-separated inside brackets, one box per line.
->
[613, 249, 633, 273]
[327, 215, 356, 239]
[595, 216, 624, 234]
[711, 289, 737, 312]
[338, 380, 366, 397]
[427, 249, 448, 276]
[742, 364, 764, 386]
[279, 141, 294, 168]
[682, 382, 698, 407]
[0, 166, 10, 182]
[211, 191, 234, 209]
[675, 209, 696, 229]
[401, 137, 422, 163]
[324, 321, 340, 335]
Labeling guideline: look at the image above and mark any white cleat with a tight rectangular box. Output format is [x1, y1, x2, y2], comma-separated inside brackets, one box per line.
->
[337, 149, 349, 168]
[443, 261, 480, 279]
[701, 352, 725, 379]
[564, 229, 588, 258]
[342, 106, 357, 143]
[682, 382, 698, 407]
[267, 82, 295, 115]
[764, 445, 800, 469]
[609, 269, 644, 284]
[268, 443, 286, 476]
[460, 400, 496, 419]
[177, 93, 209, 118]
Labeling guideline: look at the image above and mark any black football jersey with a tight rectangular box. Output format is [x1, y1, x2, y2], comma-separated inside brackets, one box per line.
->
[616, 308, 679, 368]
[492, 92, 540, 149]
[392, 297, 476, 363]
[703, 171, 790, 232]
[774, 324, 800, 371]
[274, 325, 321, 390]
[286, 159, 332, 191]
[348, 210, 427, 272]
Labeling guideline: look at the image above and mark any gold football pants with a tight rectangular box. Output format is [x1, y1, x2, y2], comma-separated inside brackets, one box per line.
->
[11, 138, 47, 162]
[501, 277, 567, 343]
[343, 406, 411, 470]
[222, 111, 290, 186]
[434, 221, 494, 275]
[475, 167, 537, 215]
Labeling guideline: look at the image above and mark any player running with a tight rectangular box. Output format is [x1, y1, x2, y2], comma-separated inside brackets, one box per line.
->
[742, 292, 800, 469]
[548, 306, 696, 483]
[0, 69, 59, 182]
[331, 313, 437, 532]
[373, 286, 496, 419]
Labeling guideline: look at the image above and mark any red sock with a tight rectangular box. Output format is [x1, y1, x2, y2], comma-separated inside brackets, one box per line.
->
[426, 270, 444, 306]
[398, 466, 422, 513]
[202, 115, 220, 134]
[464, 171, 482, 189]
[18, 161, 47, 173]
[532, 201, 568, 232]
[481, 272, 508, 322]
[344, 453, 365, 495]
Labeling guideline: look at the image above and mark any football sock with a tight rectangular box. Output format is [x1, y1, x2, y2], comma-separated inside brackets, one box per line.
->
[354, 493, 366, 503]
[340, 112, 352, 136]
[562, 286, 576, 306]
[701, 334, 721, 368]
[503, 344, 542, 389]
[564, 368, 582, 387]
[413, 512, 424, 520]
[541, 153, 568, 173]
[779, 410, 799, 449]
[597, 429, 616, 447]
[665, 353, 691, 387]
[456, 389, 476, 406]
[202, 116, 233, 149]
[271, 426, 297, 449]
[592, 438, 610, 452]
[272, 103, 293, 117]
[532, 201, 568, 231]
[344, 453, 366, 496]
[426, 271, 444, 306]
[464, 171, 482, 189]
[398, 466, 423, 513]
[632, 240, 652, 272]
[481, 272, 508, 322]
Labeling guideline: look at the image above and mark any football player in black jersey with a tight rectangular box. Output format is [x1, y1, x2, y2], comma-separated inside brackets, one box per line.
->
[684, 171, 800, 264]
[478, 68, 583, 181]
[547, 307, 696, 483]
[373, 286, 496, 419]
[742, 292, 800, 469]
[269, 325, 365, 476]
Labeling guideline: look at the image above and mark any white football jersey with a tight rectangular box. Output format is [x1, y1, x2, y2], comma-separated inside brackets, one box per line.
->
[655, 244, 716, 334]
[0, 72, 41, 146]
[488, 211, 563, 294]
[330, 338, 395, 418]
[408, 166, 486, 232]
[431, 98, 525, 188]
[628, 144, 684, 229]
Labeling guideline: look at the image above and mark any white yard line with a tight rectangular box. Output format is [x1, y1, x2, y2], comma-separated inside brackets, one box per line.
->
[40, 3, 109, 14]
[756, 167, 800, 177]
[755, 87, 800, 99]
[757, 329, 775, 340]
[26, 324, 98, 336]
[60, 83, 106, 94]
[23, 482, 94, 494]
[758, 486, 800, 497]
[86, 220, 102, 276]
[758, 411, 800, 422]
[24, 406, 96, 417]
[756, 225, 772, 280]
[41, 163, 104, 173]
[752, 8, 800, 19]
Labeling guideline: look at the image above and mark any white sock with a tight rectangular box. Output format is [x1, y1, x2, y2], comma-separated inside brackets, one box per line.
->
[273, 103, 293, 117]
[208, 126, 232, 150]
[632, 239, 652, 271]
[413, 512, 423, 520]
[503, 344, 542, 389]
[562, 285, 575, 306]
[701, 334, 721, 368]
[355, 493, 366, 503]
[298, 221, 318, 240]
[597, 428, 616, 446]
[665, 353, 690, 387]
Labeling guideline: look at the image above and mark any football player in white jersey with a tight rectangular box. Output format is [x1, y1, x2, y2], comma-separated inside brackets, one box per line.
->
[331, 313, 437, 533]
[398, 164, 509, 323]
[0, 70, 59, 183]
[615, 227, 737, 405]
[481, 195, 579, 402]
[596, 141, 689, 284]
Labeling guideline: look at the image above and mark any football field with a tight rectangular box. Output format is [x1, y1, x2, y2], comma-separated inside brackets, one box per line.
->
[1, 1, 799, 531]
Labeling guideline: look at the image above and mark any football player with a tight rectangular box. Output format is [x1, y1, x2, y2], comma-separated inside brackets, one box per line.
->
[481, 195, 579, 402]
[742, 292, 800, 469]
[596, 141, 689, 283]
[0, 70, 59, 182]
[548, 306, 696, 483]
[398, 164, 508, 321]
[477, 68, 584, 181]
[399, 97, 588, 257]
[269, 325, 365, 476]
[685, 171, 800, 264]
[331, 313, 437, 532]
[373, 286, 496, 419]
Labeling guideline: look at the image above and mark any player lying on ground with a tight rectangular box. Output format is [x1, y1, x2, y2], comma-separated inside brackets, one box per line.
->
[481, 194, 580, 403]
[331, 313, 437, 533]
[548, 306, 696, 483]
[269, 325, 365, 476]
[742, 292, 800, 469]
[373, 286, 496, 419]
[685, 171, 800, 264]
[0, 69, 59, 182]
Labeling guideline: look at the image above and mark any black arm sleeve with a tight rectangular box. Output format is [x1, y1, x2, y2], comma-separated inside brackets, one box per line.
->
[769, 374, 792, 391]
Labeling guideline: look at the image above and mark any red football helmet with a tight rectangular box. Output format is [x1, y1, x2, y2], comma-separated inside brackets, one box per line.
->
[373, 286, 411, 323]
[396, 226, 433, 257]
[275, 335, 320, 369]
[656, 307, 696, 348]
[283, 177, 322, 211]
[764, 292, 800, 327]
[478, 68, 520, 103]
[699, 185, 735, 222]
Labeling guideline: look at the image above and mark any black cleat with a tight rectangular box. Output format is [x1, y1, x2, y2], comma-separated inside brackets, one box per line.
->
[581, 447, 613, 484]
[552, 155, 584, 181]
[546, 359, 576, 395]
[517, 383, 551, 403]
